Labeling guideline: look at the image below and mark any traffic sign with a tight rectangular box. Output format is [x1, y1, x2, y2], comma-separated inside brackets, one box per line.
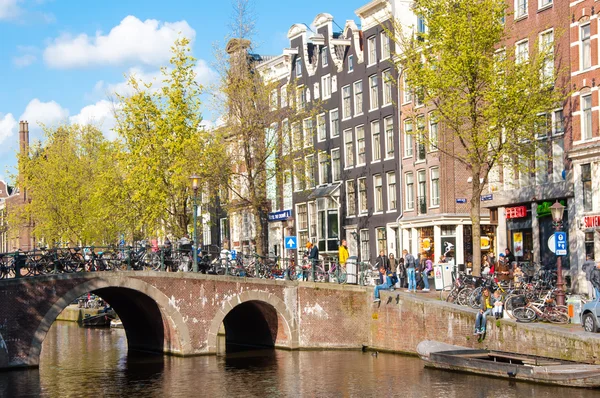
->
[555, 231, 567, 256]
[285, 236, 297, 250]
[230, 249, 237, 260]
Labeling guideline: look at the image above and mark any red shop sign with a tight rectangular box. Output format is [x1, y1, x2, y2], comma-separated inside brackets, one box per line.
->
[506, 206, 527, 219]
[583, 215, 600, 228]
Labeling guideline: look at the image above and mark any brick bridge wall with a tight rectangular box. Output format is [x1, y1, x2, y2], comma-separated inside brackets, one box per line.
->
[0, 273, 599, 370]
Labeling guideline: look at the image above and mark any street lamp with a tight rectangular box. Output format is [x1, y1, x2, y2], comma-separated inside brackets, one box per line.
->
[190, 174, 200, 273]
[550, 200, 565, 306]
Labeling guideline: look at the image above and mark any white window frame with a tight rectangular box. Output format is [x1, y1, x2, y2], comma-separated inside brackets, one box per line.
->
[342, 85, 352, 119]
[294, 158, 304, 192]
[282, 119, 290, 155]
[318, 151, 329, 185]
[384, 116, 394, 159]
[581, 24, 591, 71]
[353, 80, 363, 116]
[552, 108, 564, 136]
[381, 32, 390, 60]
[331, 148, 341, 182]
[321, 74, 332, 100]
[305, 155, 315, 188]
[344, 129, 354, 168]
[373, 174, 383, 213]
[313, 82, 320, 100]
[404, 119, 414, 158]
[515, 0, 528, 19]
[330, 108, 339, 138]
[429, 115, 438, 152]
[430, 167, 440, 207]
[348, 54, 354, 72]
[582, 94, 593, 141]
[303, 118, 313, 148]
[539, 29, 554, 83]
[356, 125, 366, 166]
[382, 69, 393, 106]
[369, 74, 379, 111]
[403, 75, 411, 104]
[515, 39, 529, 64]
[367, 36, 377, 65]
[270, 89, 278, 111]
[387, 172, 397, 211]
[292, 122, 301, 151]
[317, 113, 326, 142]
[322, 46, 329, 67]
[371, 120, 381, 162]
[346, 180, 357, 217]
[358, 177, 368, 214]
[538, 0, 552, 10]
[405, 172, 414, 210]
[296, 57, 303, 77]
[280, 84, 288, 108]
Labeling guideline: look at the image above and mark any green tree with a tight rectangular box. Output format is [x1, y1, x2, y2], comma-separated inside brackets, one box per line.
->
[395, 0, 567, 274]
[17, 124, 124, 245]
[115, 38, 223, 238]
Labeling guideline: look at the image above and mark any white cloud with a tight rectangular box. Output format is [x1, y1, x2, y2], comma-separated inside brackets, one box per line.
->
[20, 99, 69, 136]
[13, 53, 36, 67]
[43, 15, 196, 69]
[0, 0, 21, 20]
[0, 113, 17, 145]
[70, 100, 118, 140]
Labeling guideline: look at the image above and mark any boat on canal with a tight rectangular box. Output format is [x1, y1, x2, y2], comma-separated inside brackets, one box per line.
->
[417, 340, 600, 388]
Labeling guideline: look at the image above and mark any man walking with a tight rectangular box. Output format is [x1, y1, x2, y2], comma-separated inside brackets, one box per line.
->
[590, 261, 600, 302]
[583, 254, 597, 300]
[307, 241, 319, 281]
[403, 249, 417, 293]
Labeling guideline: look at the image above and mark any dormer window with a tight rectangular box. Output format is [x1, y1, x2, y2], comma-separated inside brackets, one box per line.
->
[322, 47, 329, 67]
[296, 58, 302, 77]
[348, 55, 354, 72]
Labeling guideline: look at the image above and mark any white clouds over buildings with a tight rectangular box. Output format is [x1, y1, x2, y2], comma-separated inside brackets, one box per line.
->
[43, 15, 196, 69]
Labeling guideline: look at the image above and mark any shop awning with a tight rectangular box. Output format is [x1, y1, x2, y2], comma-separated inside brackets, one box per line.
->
[308, 183, 340, 200]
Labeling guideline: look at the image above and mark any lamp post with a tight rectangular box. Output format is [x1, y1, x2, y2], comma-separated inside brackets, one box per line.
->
[550, 200, 566, 306]
[190, 174, 200, 273]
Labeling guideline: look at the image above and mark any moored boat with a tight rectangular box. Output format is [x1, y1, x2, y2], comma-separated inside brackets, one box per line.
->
[417, 340, 600, 388]
[80, 312, 115, 327]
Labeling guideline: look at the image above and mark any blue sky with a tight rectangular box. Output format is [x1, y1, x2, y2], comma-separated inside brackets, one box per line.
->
[0, 0, 367, 183]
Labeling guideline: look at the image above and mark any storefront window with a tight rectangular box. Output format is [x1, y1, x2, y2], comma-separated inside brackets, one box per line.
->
[585, 232, 594, 260]
[419, 227, 434, 259]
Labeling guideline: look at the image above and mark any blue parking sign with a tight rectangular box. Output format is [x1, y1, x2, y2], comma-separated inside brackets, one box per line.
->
[285, 236, 297, 250]
[230, 249, 237, 260]
[555, 231, 567, 256]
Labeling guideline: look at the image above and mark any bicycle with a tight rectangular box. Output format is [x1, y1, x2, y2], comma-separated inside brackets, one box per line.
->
[512, 289, 569, 324]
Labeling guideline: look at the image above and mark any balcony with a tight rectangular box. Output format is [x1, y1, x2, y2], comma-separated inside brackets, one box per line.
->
[418, 196, 427, 215]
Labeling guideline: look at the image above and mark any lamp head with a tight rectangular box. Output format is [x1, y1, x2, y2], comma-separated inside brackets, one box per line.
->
[549, 200, 565, 223]
[189, 174, 200, 191]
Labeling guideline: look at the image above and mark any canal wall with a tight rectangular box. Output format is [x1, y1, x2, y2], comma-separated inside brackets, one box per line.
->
[366, 289, 600, 364]
[55, 305, 103, 323]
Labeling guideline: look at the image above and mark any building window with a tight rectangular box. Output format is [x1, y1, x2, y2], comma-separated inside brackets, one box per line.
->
[292, 122, 301, 151]
[297, 86, 307, 110]
[369, 74, 379, 110]
[415, 87, 424, 107]
[219, 218, 229, 244]
[381, 32, 390, 60]
[582, 163, 592, 212]
[405, 172, 414, 210]
[516, 40, 529, 64]
[417, 16, 427, 40]
[314, 82, 320, 100]
[344, 129, 354, 167]
[347, 180, 357, 216]
[403, 75, 411, 103]
[430, 167, 440, 206]
[358, 177, 368, 214]
[283, 171, 292, 210]
[416, 116, 426, 161]
[515, 0, 527, 18]
[581, 24, 591, 70]
[330, 109, 339, 138]
[429, 115, 438, 151]
[371, 120, 381, 162]
[417, 169, 427, 214]
[303, 118, 313, 148]
[387, 172, 397, 210]
[318, 152, 329, 185]
[322, 47, 328, 67]
[317, 114, 326, 142]
[332, 148, 341, 182]
[374, 174, 383, 213]
[356, 126, 366, 165]
[297, 203, 308, 230]
[539, 0, 552, 9]
[348, 54, 354, 72]
[582, 94, 592, 140]
[321, 74, 331, 99]
[342, 85, 351, 119]
[540, 30, 553, 83]
[377, 228, 387, 253]
[280, 85, 288, 108]
[305, 155, 315, 188]
[586, 232, 595, 260]
[368, 36, 376, 65]
[296, 57, 302, 77]
[354, 80, 363, 115]
[404, 119, 413, 157]
[382, 69, 393, 106]
[360, 229, 370, 262]
[294, 158, 304, 191]
[384, 117, 394, 158]
[553, 109, 564, 135]
[270, 89, 278, 111]
[282, 119, 290, 155]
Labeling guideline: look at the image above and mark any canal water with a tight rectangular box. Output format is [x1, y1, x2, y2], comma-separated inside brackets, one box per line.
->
[0, 321, 598, 397]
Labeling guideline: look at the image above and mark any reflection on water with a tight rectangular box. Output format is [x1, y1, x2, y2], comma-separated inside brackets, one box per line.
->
[0, 321, 598, 397]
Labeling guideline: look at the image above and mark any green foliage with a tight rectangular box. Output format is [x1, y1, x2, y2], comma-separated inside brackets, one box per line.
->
[395, 0, 567, 273]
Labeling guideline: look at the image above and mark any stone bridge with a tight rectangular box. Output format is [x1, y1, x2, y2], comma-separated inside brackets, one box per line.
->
[0, 272, 369, 369]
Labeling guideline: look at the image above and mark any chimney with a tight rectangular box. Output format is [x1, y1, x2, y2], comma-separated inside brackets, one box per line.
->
[19, 120, 29, 155]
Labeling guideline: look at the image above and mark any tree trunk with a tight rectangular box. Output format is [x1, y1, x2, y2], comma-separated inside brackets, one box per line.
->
[470, 168, 483, 276]
[253, 205, 268, 256]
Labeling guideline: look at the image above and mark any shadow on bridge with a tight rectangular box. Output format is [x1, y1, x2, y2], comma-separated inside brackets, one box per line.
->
[221, 300, 279, 353]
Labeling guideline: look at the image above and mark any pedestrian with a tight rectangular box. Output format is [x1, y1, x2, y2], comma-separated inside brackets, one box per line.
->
[375, 250, 390, 271]
[397, 257, 406, 288]
[590, 261, 600, 302]
[505, 248, 515, 265]
[583, 254, 596, 300]
[373, 266, 391, 302]
[474, 287, 494, 336]
[306, 241, 319, 280]
[422, 254, 433, 292]
[403, 249, 417, 293]
[338, 239, 349, 269]
[389, 253, 397, 287]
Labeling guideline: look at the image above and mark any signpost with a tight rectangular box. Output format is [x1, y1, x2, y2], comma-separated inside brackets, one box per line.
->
[285, 236, 297, 250]
[268, 210, 292, 222]
[480, 194, 493, 201]
[456, 198, 467, 204]
[555, 231, 567, 256]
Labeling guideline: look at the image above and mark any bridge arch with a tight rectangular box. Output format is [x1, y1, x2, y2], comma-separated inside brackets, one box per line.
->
[28, 275, 193, 366]
[207, 291, 298, 352]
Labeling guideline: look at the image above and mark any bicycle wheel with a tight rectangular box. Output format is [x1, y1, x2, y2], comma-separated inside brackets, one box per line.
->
[468, 287, 482, 309]
[547, 308, 569, 324]
[440, 285, 455, 302]
[337, 267, 347, 284]
[315, 270, 327, 283]
[513, 307, 537, 323]
[457, 287, 473, 306]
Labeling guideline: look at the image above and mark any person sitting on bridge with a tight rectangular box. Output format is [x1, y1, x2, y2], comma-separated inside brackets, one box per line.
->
[474, 287, 494, 336]
[373, 266, 392, 303]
